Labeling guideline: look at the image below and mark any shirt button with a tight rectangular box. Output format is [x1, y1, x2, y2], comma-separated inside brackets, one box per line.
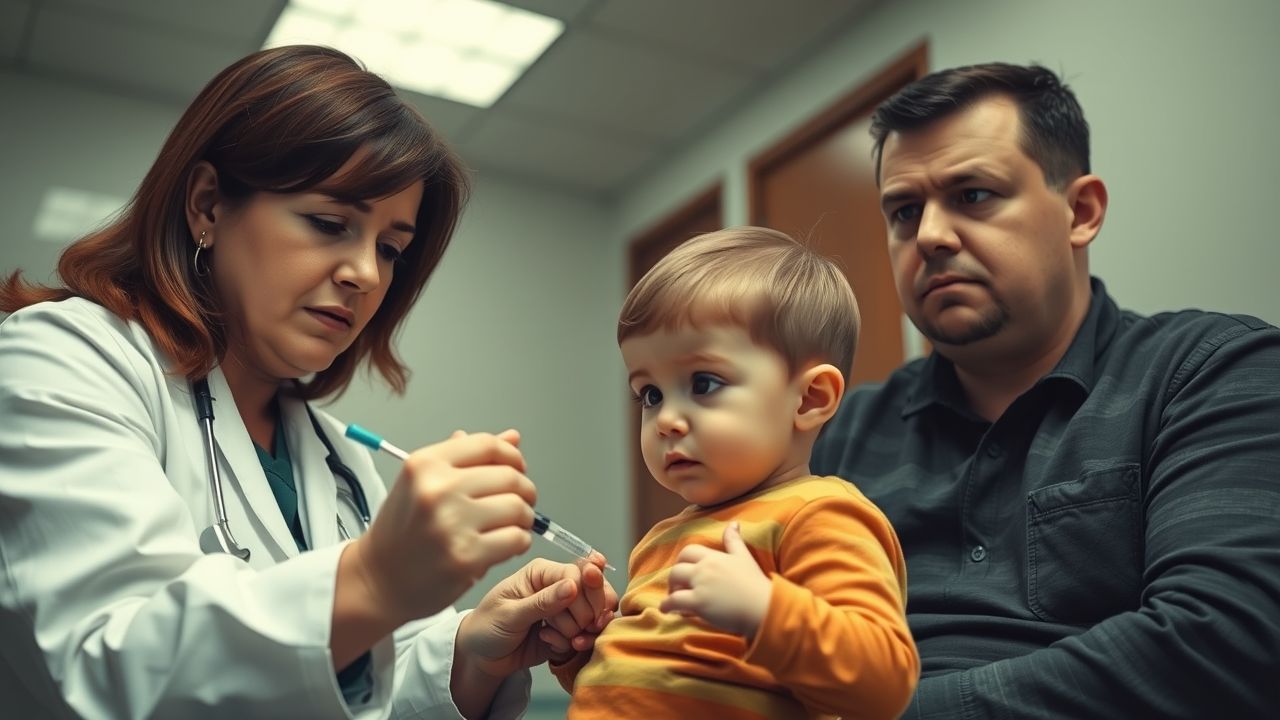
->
[970, 545, 987, 562]
[986, 443, 1003, 459]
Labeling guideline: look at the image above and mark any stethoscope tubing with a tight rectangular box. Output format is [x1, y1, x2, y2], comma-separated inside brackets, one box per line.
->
[192, 378, 370, 560]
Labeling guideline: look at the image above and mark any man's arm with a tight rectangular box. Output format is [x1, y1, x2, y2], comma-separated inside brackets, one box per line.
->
[911, 323, 1280, 718]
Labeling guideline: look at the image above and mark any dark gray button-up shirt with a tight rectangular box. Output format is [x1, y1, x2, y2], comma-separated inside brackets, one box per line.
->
[813, 278, 1280, 718]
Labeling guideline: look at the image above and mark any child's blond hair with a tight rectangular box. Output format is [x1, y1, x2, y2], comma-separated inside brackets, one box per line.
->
[618, 226, 860, 376]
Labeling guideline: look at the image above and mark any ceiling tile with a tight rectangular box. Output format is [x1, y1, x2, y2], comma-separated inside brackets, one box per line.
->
[0, 0, 32, 62]
[26, 3, 253, 103]
[456, 110, 655, 195]
[499, 28, 754, 142]
[397, 89, 483, 144]
[9, 0, 884, 199]
[590, 0, 874, 71]
[52, 0, 282, 46]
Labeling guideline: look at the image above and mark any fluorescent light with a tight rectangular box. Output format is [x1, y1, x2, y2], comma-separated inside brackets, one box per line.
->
[488, 11, 562, 64]
[420, 0, 504, 48]
[263, 7, 338, 48]
[33, 187, 127, 244]
[291, 0, 361, 16]
[394, 44, 462, 94]
[444, 56, 521, 107]
[333, 25, 403, 73]
[263, 0, 563, 108]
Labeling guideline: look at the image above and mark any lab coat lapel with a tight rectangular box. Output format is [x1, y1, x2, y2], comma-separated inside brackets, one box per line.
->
[207, 368, 301, 558]
[281, 395, 339, 550]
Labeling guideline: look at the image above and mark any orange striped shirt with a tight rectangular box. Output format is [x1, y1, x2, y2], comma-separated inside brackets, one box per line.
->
[553, 475, 918, 719]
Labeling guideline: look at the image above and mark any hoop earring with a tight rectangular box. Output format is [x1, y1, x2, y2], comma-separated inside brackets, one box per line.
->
[193, 230, 210, 277]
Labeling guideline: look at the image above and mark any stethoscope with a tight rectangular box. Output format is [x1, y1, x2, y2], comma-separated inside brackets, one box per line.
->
[192, 379, 371, 561]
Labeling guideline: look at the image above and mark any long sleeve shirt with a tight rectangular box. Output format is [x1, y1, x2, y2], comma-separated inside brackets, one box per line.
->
[812, 278, 1280, 718]
[554, 475, 919, 719]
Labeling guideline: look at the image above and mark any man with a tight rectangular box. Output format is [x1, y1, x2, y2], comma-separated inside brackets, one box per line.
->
[812, 62, 1280, 718]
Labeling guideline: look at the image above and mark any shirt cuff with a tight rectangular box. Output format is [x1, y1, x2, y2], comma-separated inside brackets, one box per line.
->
[390, 607, 531, 719]
[912, 671, 970, 719]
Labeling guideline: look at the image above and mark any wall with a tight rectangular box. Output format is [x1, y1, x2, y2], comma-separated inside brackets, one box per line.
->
[617, 0, 1280, 325]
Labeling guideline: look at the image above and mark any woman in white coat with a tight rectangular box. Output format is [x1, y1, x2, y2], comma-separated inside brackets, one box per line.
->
[0, 45, 614, 719]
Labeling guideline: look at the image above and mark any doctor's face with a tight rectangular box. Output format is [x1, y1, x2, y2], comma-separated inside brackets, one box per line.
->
[208, 178, 422, 382]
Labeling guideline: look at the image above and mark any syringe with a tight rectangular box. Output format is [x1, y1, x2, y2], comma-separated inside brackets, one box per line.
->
[345, 423, 614, 571]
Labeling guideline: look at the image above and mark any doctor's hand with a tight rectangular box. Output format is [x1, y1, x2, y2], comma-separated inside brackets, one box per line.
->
[456, 555, 617, 679]
[344, 428, 537, 629]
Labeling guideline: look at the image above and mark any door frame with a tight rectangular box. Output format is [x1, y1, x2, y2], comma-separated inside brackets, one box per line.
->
[625, 183, 723, 544]
[748, 41, 929, 225]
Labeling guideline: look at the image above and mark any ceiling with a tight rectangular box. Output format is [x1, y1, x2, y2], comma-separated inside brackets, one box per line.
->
[0, 0, 879, 199]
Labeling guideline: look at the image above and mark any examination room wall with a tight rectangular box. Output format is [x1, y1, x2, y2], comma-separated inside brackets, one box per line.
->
[0, 68, 626, 713]
[617, 0, 1280, 329]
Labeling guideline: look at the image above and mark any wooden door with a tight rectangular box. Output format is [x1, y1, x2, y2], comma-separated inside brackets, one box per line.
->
[750, 43, 928, 386]
[625, 186, 723, 544]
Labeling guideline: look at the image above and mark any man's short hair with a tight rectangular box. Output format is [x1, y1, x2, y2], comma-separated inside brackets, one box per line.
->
[618, 226, 860, 377]
[871, 62, 1091, 189]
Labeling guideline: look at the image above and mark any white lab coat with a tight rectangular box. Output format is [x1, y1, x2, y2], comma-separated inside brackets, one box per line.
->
[0, 298, 530, 719]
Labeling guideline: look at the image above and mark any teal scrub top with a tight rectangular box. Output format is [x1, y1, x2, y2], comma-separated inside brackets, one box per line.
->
[254, 412, 373, 705]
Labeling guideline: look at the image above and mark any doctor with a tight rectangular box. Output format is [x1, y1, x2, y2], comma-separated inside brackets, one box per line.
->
[0, 45, 614, 719]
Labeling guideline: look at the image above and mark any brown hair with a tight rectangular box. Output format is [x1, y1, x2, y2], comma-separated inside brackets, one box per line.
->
[0, 45, 469, 399]
[618, 226, 860, 377]
[870, 62, 1090, 189]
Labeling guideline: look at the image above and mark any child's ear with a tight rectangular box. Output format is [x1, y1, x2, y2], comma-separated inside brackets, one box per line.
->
[794, 363, 845, 433]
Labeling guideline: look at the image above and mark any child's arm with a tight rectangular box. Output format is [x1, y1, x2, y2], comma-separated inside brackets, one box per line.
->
[539, 613, 610, 693]
[546, 648, 594, 693]
[661, 496, 919, 719]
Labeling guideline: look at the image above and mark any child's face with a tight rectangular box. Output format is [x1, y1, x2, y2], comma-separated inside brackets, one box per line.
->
[620, 324, 809, 507]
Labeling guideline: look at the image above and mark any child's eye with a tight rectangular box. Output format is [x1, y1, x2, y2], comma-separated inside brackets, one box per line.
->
[691, 373, 725, 395]
[633, 385, 662, 408]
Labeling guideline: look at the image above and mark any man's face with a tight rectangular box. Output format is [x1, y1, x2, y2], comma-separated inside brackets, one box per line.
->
[878, 96, 1083, 358]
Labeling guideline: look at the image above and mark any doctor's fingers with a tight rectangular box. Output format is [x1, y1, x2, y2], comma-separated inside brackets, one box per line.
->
[536, 625, 576, 657]
[404, 463, 538, 508]
[466, 525, 537, 570]
[448, 428, 523, 447]
[413, 431, 526, 472]
[542, 577, 598, 635]
[464, 493, 538, 533]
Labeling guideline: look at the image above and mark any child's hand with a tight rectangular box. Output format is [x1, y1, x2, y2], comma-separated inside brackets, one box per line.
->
[660, 522, 772, 640]
[535, 553, 616, 662]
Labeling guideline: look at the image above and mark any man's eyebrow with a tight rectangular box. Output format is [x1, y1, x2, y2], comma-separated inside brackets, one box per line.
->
[880, 190, 918, 212]
[880, 167, 1008, 211]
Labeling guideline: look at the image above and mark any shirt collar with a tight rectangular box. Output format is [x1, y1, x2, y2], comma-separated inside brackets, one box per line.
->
[901, 276, 1119, 419]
